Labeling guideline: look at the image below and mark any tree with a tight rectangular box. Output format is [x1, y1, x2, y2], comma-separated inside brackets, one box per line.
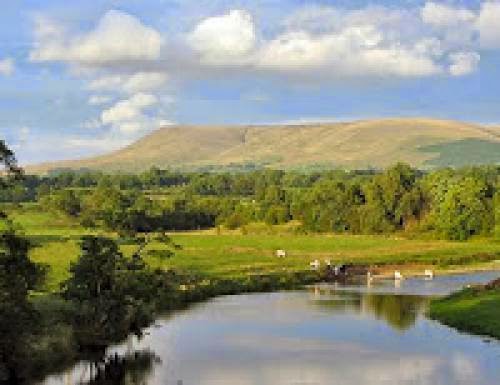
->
[62, 237, 172, 348]
[431, 176, 494, 240]
[360, 163, 422, 233]
[40, 189, 81, 216]
[0, 140, 45, 384]
[0, 231, 45, 383]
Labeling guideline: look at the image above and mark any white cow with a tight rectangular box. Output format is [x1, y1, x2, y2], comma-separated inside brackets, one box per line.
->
[424, 269, 434, 279]
[276, 249, 286, 258]
[394, 270, 403, 280]
[310, 260, 321, 270]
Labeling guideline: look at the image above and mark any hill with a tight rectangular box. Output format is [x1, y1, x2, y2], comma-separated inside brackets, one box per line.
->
[28, 118, 500, 173]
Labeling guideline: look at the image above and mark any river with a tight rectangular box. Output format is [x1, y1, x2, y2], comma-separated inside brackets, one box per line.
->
[40, 271, 500, 385]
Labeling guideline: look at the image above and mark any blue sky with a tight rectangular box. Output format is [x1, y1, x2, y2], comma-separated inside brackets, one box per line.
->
[0, 0, 498, 164]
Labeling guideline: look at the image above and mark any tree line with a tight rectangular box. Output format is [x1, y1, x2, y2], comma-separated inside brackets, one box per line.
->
[12, 164, 499, 241]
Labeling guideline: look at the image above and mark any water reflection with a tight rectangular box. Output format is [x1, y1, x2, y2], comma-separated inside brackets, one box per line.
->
[52, 351, 159, 385]
[309, 286, 429, 331]
[40, 272, 500, 385]
[85, 351, 159, 385]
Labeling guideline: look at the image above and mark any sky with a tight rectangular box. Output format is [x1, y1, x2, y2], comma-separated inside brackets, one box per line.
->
[0, 0, 498, 164]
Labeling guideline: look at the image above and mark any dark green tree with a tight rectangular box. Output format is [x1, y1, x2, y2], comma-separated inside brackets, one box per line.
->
[0, 232, 45, 384]
[62, 236, 173, 348]
[0, 141, 45, 384]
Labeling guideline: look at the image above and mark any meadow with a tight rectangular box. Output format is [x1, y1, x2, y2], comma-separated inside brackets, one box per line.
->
[8, 204, 500, 293]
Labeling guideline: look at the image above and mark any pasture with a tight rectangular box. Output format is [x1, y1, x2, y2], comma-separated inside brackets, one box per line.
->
[9, 205, 500, 292]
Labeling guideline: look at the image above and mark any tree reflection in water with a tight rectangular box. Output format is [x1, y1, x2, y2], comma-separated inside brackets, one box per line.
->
[79, 351, 159, 385]
[310, 287, 429, 331]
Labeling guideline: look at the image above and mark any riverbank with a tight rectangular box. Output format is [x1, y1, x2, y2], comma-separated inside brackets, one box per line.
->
[24, 269, 319, 384]
[33, 270, 500, 385]
[429, 278, 500, 339]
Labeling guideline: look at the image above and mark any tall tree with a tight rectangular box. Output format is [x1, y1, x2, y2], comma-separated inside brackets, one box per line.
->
[63, 236, 172, 348]
[0, 141, 45, 384]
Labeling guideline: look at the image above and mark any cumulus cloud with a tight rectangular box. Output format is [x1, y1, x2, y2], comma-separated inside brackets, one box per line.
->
[98, 93, 172, 136]
[478, 1, 500, 49]
[187, 10, 256, 65]
[448, 51, 480, 76]
[101, 93, 157, 126]
[256, 27, 442, 77]
[0, 57, 14, 76]
[89, 72, 167, 94]
[30, 10, 162, 66]
[183, 5, 482, 79]
[421, 2, 476, 28]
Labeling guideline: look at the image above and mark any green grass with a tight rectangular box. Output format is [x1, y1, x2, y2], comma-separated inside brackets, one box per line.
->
[430, 286, 500, 339]
[420, 139, 500, 167]
[4, 204, 499, 293]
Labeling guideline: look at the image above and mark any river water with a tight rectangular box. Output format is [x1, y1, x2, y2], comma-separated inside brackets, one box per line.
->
[41, 271, 500, 385]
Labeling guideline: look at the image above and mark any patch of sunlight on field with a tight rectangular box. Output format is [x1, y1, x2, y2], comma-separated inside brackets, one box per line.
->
[30, 241, 80, 292]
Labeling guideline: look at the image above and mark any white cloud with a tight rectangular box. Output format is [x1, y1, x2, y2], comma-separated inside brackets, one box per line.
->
[30, 10, 162, 66]
[122, 72, 167, 93]
[188, 10, 256, 65]
[448, 51, 480, 76]
[478, 1, 500, 49]
[88, 71, 167, 93]
[101, 93, 158, 126]
[421, 2, 477, 28]
[0, 57, 14, 76]
[256, 27, 442, 77]
[88, 95, 112, 105]
[88, 75, 123, 90]
[98, 92, 171, 136]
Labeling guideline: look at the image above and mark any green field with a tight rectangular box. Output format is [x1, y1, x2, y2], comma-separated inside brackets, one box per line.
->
[8, 204, 500, 293]
[430, 283, 500, 339]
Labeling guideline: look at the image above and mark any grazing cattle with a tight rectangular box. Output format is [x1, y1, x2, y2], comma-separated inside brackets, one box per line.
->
[276, 249, 286, 258]
[424, 269, 434, 279]
[310, 259, 320, 270]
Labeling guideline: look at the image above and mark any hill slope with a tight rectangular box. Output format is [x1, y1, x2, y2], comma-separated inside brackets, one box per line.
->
[29, 118, 500, 173]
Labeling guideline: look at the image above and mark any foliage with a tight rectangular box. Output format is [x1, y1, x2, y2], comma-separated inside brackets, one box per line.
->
[62, 236, 174, 348]
[2, 163, 500, 240]
[0, 230, 46, 383]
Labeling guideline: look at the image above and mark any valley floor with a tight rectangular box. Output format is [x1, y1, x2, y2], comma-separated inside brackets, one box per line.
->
[7, 205, 500, 292]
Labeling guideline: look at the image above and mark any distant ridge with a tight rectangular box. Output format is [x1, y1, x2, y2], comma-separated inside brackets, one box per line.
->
[28, 118, 500, 173]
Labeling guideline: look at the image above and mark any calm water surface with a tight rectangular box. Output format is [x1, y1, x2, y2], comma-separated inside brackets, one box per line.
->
[42, 271, 500, 385]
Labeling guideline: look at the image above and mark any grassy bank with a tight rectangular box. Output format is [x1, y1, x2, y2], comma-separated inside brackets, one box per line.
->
[429, 279, 500, 339]
[24, 269, 317, 383]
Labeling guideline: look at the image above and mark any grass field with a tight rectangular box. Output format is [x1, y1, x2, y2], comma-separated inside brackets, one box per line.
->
[7, 204, 500, 293]
[430, 283, 500, 339]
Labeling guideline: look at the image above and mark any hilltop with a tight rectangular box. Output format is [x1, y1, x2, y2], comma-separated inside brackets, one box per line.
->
[29, 118, 500, 173]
